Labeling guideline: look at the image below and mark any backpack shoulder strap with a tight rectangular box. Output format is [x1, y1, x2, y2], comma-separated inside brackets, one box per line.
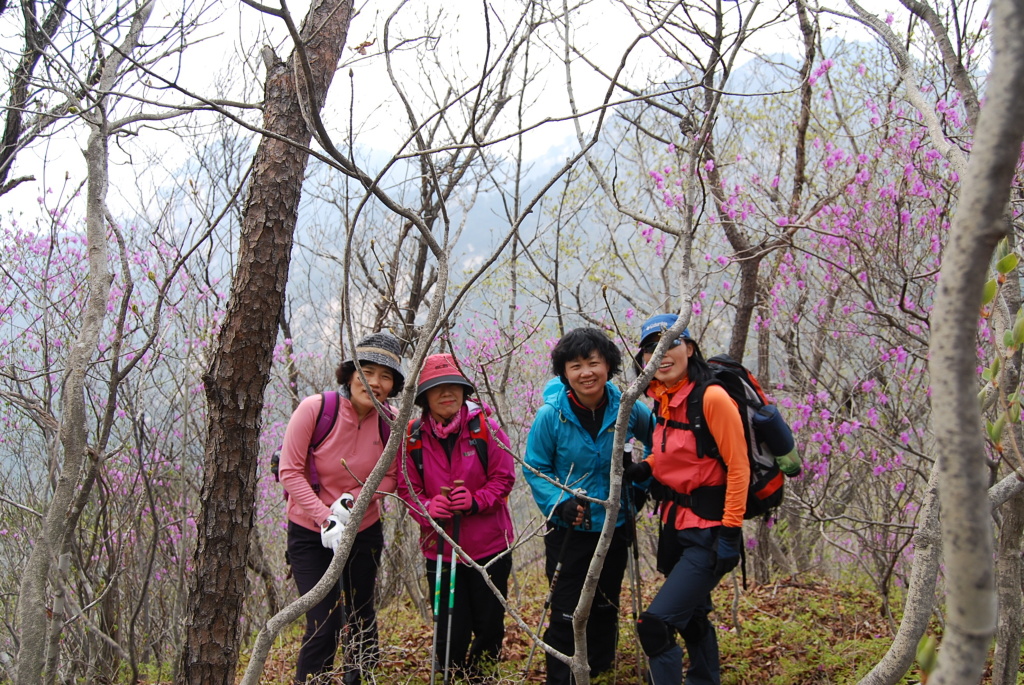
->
[311, 391, 340, 449]
[407, 418, 424, 481]
[307, 391, 341, 493]
[377, 404, 393, 446]
[467, 413, 490, 474]
[687, 379, 724, 464]
[406, 413, 492, 482]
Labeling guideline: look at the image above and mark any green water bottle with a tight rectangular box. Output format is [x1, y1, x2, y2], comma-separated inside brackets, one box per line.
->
[776, 449, 802, 477]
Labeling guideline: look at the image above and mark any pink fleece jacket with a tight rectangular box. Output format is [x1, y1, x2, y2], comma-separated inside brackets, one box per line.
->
[279, 393, 396, 533]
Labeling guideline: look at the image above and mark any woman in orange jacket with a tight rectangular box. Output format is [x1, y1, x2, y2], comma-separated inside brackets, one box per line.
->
[624, 314, 749, 685]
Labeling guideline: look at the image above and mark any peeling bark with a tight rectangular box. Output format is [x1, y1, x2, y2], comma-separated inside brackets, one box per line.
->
[176, 1, 354, 683]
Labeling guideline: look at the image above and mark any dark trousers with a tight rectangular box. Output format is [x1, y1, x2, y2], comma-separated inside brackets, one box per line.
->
[287, 520, 384, 684]
[427, 550, 512, 675]
[645, 527, 723, 685]
[542, 524, 631, 685]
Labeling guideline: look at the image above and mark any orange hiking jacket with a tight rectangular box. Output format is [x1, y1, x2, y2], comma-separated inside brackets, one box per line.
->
[644, 379, 750, 529]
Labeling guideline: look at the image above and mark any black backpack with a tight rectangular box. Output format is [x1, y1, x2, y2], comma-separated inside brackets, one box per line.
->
[655, 355, 796, 521]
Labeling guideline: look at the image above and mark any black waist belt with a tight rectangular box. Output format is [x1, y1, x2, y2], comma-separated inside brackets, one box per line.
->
[657, 483, 726, 522]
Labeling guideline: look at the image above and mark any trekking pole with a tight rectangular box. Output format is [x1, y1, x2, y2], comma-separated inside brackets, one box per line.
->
[524, 517, 575, 675]
[623, 444, 647, 682]
[429, 486, 451, 685]
[334, 495, 358, 681]
[443, 480, 464, 685]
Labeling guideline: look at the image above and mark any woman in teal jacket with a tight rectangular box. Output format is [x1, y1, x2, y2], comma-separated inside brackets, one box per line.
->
[524, 327, 655, 685]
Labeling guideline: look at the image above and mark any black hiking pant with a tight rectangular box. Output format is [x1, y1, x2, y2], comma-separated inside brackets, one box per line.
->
[644, 526, 723, 685]
[542, 523, 631, 685]
[287, 520, 383, 684]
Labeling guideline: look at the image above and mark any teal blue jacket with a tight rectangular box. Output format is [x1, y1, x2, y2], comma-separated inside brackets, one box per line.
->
[524, 378, 655, 531]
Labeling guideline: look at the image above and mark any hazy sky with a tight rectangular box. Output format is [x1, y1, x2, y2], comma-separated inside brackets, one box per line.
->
[3, 0, 913, 218]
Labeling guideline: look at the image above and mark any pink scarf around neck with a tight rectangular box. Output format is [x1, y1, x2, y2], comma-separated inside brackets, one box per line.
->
[426, 403, 467, 438]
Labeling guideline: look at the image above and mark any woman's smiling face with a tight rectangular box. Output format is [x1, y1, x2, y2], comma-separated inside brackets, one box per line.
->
[348, 363, 395, 416]
[564, 350, 610, 408]
[643, 336, 694, 386]
[426, 383, 465, 423]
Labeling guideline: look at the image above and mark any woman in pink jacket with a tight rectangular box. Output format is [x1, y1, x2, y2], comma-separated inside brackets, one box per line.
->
[278, 331, 404, 685]
[397, 353, 515, 680]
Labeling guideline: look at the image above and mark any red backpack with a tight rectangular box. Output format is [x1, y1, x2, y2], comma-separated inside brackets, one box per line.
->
[406, 412, 490, 481]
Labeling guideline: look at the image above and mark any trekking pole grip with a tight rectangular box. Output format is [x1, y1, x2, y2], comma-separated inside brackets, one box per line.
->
[453, 480, 464, 520]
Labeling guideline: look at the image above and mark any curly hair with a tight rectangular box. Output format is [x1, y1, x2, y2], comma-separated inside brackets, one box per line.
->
[550, 327, 622, 382]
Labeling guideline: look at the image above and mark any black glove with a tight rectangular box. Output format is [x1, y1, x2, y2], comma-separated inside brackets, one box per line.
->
[624, 460, 652, 483]
[623, 444, 636, 469]
[556, 498, 585, 526]
[714, 526, 743, 576]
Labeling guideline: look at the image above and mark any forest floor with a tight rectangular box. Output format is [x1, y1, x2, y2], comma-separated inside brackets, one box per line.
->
[246, 571, 950, 685]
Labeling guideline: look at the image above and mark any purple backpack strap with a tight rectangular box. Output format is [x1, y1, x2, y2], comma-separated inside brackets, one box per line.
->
[377, 404, 394, 445]
[307, 391, 341, 492]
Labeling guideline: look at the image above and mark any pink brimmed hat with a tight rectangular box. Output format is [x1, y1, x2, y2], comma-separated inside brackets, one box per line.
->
[415, 353, 476, 401]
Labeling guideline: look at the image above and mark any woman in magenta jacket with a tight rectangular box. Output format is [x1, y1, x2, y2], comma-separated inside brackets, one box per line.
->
[397, 353, 515, 680]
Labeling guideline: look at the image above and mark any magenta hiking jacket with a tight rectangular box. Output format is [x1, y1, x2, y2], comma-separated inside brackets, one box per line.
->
[397, 403, 515, 562]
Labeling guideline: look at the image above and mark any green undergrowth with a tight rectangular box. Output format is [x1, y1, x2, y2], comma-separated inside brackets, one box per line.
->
[243, 572, 926, 684]
[116, 569, 1024, 684]
[125, 571, 945, 684]
[714, 578, 918, 685]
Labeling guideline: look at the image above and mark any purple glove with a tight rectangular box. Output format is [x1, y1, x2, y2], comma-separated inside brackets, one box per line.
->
[449, 485, 475, 514]
[427, 494, 452, 520]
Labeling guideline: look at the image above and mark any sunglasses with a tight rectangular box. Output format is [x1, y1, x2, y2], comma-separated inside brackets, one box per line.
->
[641, 338, 683, 355]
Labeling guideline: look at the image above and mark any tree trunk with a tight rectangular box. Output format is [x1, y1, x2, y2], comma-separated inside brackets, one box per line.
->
[247, 526, 283, 618]
[0, 0, 69, 194]
[856, 473, 1024, 685]
[992, 490, 1024, 685]
[14, 3, 154, 680]
[990, 222, 1024, 685]
[856, 471, 940, 685]
[926, 1, 1024, 682]
[16, 69, 112, 685]
[176, 1, 354, 682]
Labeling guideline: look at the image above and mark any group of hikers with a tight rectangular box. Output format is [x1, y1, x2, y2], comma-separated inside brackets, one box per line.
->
[276, 314, 752, 685]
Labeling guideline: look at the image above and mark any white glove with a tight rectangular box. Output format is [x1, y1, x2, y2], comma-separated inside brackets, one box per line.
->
[330, 493, 355, 525]
[320, 515, 345, 551]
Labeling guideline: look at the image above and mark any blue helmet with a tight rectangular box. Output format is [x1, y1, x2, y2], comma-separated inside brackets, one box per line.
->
[638, 313, 691, 348]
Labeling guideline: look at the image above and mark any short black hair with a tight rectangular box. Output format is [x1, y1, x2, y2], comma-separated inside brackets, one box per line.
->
[335, 361, 404, 397]
[550, 327, 622, 382]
